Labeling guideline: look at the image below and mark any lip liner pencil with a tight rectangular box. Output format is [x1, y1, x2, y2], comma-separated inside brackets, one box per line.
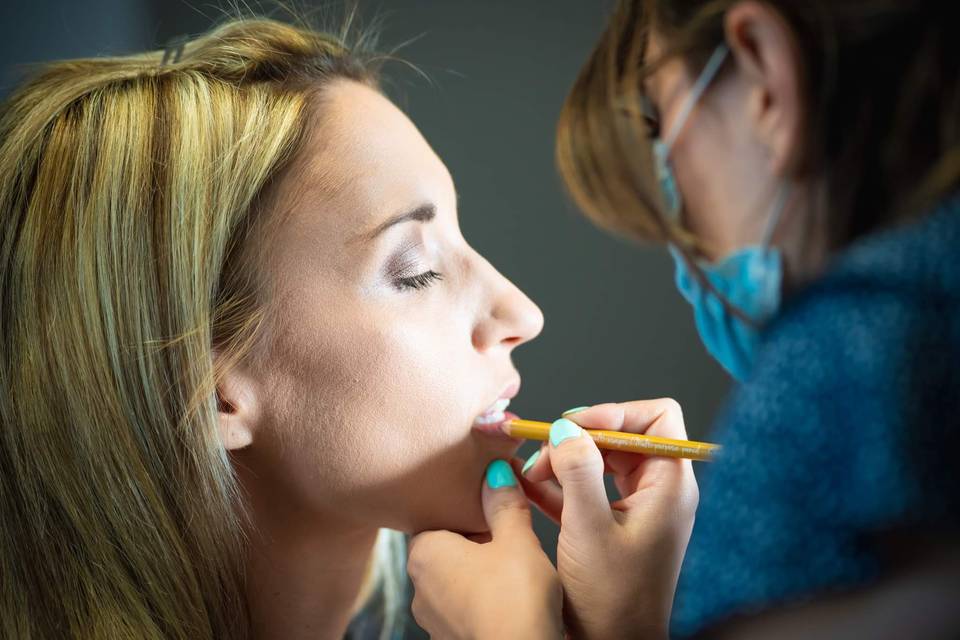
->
[502, 418, 720, 462]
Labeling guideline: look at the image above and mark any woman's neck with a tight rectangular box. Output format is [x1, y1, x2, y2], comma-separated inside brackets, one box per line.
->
[244, 510, 380, 639]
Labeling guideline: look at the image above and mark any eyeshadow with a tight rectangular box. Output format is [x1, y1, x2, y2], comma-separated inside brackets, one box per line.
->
[383, 239, 423, 279]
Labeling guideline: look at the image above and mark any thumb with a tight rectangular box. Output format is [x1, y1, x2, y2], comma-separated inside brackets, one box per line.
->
[482, 459, 536, 541]
[547, 418, 613, 531]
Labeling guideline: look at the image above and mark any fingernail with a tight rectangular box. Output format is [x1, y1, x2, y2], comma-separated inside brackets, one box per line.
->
[550, 418, 583, 447]
[561, 406, 590, 417]
[486, 459, 517, 489]
[521, 449, 541, 475]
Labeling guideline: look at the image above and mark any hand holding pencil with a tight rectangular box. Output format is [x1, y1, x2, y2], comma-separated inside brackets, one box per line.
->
[515, 398, 700, 639]
[408, 397, 699, 640]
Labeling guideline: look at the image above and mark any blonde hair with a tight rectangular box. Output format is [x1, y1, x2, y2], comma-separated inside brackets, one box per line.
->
[0, 15, 405, 639]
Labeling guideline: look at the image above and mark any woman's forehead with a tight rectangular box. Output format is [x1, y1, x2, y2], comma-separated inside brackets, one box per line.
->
[288, 80, 452, 232]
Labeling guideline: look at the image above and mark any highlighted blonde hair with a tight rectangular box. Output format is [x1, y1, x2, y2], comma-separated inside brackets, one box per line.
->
[0, 15, 405, 640]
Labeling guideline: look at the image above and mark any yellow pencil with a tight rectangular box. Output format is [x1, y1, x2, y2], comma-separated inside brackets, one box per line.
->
[502, 418, 720, 462]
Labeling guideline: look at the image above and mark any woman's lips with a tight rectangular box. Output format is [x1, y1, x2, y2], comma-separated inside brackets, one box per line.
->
[474, 398, 511, 425]
[471, 378, 522, 439]
[472, 410, 519, 438]
[499, 380, 521, 402]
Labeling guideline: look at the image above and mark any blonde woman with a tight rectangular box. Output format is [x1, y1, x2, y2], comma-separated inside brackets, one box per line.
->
[0, 17, 545, 639]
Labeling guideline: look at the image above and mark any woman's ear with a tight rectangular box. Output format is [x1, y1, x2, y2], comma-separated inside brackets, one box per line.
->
[724, 0, 804, 176]
[214, 354, 261, 451]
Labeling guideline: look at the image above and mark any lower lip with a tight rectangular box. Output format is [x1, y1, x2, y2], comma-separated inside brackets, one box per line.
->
[472, 410, 519, 439]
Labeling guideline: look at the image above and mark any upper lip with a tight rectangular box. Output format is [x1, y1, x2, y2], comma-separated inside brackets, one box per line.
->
[476, 377, 521, 418]
[498, 379, 521, 401]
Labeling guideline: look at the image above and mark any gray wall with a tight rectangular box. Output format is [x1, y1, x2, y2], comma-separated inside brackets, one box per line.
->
[0, 0, 152, 95]
[2, 1, 730, 636]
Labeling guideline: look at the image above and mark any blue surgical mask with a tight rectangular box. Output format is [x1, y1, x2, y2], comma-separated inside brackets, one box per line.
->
[668, 218, 784, 381]
[652, 44, 787, 380]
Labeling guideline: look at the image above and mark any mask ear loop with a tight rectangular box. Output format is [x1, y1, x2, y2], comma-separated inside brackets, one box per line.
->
[661, 44, 730, 152]
[673, 47, 790, 330]
[662, 44, 761, 327]
[658, 43, 730, 229]
[761, 184, 790, 248]
[673, 134, 792, 331]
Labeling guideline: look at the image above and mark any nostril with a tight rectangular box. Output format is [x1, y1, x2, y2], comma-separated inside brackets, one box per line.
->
[501, 335, 524, 348]
[472, 329, 524, 352]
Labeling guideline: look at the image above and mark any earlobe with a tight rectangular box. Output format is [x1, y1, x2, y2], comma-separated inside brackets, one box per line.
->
[724, 1, 804, 175]
[221, 419, 254, 450]
[215, 360, 260, 451]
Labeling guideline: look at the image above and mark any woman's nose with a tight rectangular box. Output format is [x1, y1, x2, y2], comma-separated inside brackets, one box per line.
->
[471, 264, 544, 353]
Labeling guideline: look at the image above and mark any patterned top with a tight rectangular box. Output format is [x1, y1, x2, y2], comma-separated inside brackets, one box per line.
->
[671, 193, 960, 636]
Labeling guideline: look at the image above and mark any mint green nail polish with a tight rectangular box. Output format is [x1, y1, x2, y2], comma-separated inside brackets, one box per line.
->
[521, 449, 541, 475]
[486, 459, 517, 489]
[561, 406, 590, 417]
[550, 418, 583, 447]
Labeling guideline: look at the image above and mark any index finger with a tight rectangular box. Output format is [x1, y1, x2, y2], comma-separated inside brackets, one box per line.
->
[562, 398, 688, 441]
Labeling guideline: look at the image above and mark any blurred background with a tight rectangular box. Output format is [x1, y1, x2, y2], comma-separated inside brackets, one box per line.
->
[1, 1, 729, 636]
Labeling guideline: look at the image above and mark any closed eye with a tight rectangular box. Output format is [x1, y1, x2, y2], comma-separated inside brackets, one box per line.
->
[641, 94, 661, 138]
[393, 270, 443, 291]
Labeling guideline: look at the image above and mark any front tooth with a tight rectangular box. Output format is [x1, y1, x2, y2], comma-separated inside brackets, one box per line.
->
[492, 398, 510, 412]
[475, 411, 505, 425]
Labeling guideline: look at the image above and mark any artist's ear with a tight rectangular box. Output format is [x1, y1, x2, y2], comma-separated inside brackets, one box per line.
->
[214, 354, 260, 451]
[724, 1, 804, 176]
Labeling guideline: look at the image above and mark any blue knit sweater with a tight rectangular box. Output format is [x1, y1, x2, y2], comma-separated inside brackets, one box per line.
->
[671, 193, 960, 637]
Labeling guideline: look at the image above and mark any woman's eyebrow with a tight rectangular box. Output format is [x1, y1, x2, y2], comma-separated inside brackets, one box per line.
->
[360, 203, 437, 242]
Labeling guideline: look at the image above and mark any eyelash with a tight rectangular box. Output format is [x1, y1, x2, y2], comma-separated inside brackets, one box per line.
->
[393, 270, 444, 291]
[641, 95, 661, 138]
[645, 115, 661, 139]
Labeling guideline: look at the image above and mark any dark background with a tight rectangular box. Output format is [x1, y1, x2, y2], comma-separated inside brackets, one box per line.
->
[1, 1, 729, 636]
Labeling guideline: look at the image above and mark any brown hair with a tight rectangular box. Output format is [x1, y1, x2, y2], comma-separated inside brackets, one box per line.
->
[557, 0, 960, 265]
[0, 15, 405, 640]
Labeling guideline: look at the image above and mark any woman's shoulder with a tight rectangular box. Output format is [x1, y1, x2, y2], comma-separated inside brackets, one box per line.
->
[794, 191, 960, 307]
[752, 191, 960, 396]
[671, 193, 960, 637]
[731, 192, 960, 527]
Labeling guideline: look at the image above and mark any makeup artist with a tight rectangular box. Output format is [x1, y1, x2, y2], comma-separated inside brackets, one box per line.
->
[407, 1, 960, 637]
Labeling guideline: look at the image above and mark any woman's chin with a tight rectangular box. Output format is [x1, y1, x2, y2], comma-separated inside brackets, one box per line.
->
[469, 422, 525, 465]
[387, 426, 524, 535]
[406, 503, 489, 537]
[405, 462, 521, 535]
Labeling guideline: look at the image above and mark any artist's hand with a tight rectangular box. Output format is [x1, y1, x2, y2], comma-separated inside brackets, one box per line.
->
[407, 460, 563, 640]
[520, 399, 699, 640]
